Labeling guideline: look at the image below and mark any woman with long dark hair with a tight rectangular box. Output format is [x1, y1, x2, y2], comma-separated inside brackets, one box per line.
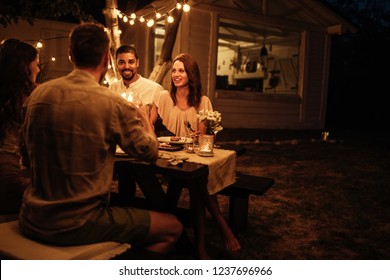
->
[0, 39, 40, 214]
[151, 53, 241, 259]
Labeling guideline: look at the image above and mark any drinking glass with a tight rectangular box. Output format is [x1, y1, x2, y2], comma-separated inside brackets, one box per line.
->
[213, 130, 220, 148]
[131, 92, 142, 108]
[199, 134, 214, 154]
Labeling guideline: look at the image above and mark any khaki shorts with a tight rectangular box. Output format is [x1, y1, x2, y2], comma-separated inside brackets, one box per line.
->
[20, 206, 151, 246]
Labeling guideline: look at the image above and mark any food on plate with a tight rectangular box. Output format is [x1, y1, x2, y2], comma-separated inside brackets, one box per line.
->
[170, 136, 181, 142]
[159, 142, 171, 148]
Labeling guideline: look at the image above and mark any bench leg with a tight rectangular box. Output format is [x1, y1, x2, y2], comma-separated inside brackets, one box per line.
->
[228, 194, 249, 233]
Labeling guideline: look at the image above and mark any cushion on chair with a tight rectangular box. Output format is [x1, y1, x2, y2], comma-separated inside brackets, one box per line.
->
[0, 220, 131, 260]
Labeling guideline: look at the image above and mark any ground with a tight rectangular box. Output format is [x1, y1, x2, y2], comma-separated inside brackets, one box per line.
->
[175, 129, 390, 259]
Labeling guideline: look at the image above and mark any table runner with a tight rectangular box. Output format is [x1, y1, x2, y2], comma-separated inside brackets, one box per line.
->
[159, 148, 236, 195]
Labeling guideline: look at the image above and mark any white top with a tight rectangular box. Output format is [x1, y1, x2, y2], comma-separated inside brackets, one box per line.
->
[109, 75, 164, 106]
[154, 90, 213, 137]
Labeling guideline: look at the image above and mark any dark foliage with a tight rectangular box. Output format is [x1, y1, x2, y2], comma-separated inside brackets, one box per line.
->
[0, 0, 97, 27]
[324, 0, 390, 129]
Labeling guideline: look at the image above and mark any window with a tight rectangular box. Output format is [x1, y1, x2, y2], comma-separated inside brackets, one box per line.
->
[217, 18, 300, 95]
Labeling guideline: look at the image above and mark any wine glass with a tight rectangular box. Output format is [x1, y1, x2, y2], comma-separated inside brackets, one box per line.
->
[130, 91, 142, 108]
[213, 130, 220, 148]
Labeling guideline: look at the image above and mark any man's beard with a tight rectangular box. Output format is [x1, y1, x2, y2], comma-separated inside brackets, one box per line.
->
[121, 68, 135, 81]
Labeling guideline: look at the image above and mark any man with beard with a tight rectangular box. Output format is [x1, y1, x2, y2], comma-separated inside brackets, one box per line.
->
[109, 45, 164, 111]
[19, 23, 183, 255]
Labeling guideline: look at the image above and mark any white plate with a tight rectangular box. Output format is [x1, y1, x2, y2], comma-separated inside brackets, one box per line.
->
[157, 136, 193, 145]
[196, 150, 214, 157]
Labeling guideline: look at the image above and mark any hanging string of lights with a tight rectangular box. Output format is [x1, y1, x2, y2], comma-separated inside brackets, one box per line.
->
[25, 1, 191, 64]
[115, 0, 190, 28]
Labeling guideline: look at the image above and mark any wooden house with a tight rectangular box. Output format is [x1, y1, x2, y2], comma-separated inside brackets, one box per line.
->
[1, 0, 357, 130]
[129, 0, 357, 129]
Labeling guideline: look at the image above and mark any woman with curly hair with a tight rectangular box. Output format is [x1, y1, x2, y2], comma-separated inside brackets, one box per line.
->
[0, 38, 40, 214]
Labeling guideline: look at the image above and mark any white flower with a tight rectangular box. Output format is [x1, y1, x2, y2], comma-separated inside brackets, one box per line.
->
[196, 110, 223, 134]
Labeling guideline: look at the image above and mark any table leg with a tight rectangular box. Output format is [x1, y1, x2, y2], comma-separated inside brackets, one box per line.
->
[132, 165, 169, 212]
[187, 175, 210, 259]
[112, 161, 137, 206]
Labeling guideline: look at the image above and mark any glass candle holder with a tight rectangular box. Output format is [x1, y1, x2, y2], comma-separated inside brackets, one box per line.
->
[198, 134, 214, 154]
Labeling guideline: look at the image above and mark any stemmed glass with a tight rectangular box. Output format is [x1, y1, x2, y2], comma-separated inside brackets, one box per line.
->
[130, 91, 142, 108]
[213, 130, 220, 148]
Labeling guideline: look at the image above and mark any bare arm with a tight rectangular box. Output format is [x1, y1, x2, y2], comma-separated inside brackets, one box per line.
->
[149, 104, 158, 129]
[137, 105, 156, 137]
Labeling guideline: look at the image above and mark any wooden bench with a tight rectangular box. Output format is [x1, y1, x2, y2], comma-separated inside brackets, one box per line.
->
[0, 220, 131, 260]
[217, 173, 275, 233]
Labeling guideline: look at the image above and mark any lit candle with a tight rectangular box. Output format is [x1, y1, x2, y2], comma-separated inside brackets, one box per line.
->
[199, 135, 214, 153]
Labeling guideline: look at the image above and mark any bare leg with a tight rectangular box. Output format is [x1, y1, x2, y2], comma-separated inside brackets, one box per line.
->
[206, 194, 241, 253]
[143, 211, 183, 254]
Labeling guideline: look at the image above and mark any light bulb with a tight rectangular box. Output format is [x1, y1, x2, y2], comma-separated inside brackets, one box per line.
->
[129, 19, 135, 25]
[167, 15, 174, 23]
[36, 41, 43, 49]
[147, 19, 154, 27]
[156, 12, 161, 19]
[123, 16, 128, 22]
[130, 13, 136, 19]
[139, 16, 145, 22]
[183, 4, 190, 12]
[176, 3, 182, 10]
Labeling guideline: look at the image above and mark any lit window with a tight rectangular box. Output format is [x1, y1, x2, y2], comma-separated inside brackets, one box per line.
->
[217, 18, 300, 94]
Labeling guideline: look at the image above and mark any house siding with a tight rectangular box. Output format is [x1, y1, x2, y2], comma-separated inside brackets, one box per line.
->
[177, 7, 331, 130]
[1, 19, 75, 79]
[184, 10, 213, 99]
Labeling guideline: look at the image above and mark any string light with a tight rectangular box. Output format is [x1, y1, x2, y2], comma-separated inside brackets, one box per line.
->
[26, 0, 192, 50]
[114, 0, 190, 29]
[167, 15, 174, 23]
[183, 3, 190, 12]
[147, 19, 155, 27]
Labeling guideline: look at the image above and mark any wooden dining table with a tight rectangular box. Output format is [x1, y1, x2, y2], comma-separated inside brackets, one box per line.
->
[114, 147, 237, 208]
[114, 146, 240, 257]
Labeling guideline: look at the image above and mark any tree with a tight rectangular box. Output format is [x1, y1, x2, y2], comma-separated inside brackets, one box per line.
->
[0, 0, 97, 28]
[148, 7, 182, 84]
[324, 0, 390, 129]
